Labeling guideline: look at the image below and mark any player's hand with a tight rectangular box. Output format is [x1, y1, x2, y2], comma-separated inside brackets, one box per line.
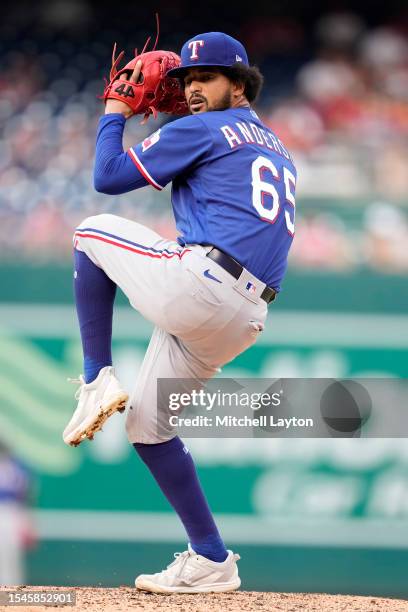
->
[105, 59, 143, 119]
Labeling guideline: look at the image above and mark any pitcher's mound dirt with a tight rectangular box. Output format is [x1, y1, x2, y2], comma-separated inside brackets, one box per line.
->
[1, 586, 408, 612]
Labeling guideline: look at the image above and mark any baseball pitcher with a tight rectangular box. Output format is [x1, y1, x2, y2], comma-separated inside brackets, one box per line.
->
[63, 31, 296, 593]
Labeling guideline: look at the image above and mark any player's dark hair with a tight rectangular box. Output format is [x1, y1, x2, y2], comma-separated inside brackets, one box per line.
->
[219, 63, 264, 104]
[178, 64, 264, 104]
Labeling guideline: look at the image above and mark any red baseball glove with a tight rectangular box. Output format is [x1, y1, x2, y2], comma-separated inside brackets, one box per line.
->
[103, 45, 188, 122]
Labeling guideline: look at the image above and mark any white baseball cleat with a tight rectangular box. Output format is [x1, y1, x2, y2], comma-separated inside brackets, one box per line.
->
[135, 544, 241, 594]
[63, 366, 128, 447]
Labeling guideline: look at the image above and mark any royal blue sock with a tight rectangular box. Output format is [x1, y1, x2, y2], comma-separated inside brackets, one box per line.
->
[134, 437, 228, 562]
[74, 249, 117, 383]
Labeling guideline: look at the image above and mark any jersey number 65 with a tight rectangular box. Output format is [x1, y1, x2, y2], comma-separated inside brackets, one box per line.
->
[251, 155, 296, 236]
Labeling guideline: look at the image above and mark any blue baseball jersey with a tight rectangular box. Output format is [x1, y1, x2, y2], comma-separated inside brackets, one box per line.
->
[128, 107, 296, 290]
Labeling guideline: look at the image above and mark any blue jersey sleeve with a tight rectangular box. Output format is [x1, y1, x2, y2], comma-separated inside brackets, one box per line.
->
[94, 114, 149, 194]
[128, 115, 213, 190]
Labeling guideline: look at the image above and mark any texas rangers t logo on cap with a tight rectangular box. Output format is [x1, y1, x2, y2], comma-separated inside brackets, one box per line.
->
[166, 32, 250, 78]
[188, 40, 205, 60]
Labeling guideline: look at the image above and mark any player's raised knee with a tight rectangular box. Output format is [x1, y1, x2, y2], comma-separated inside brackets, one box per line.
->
[77, 213, 119, 231]
[73, 214, 116, 249]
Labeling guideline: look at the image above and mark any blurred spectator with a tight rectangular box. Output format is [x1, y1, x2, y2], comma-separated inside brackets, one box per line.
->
[0, 440, 37, 585]
[363, 202, 408, 272]
[289, 213, 355, 271]
[263, 99, 325, 153]
[315, 12, 365, 52]
[296, 12, 366, 131]
[359, 27, 408, 98]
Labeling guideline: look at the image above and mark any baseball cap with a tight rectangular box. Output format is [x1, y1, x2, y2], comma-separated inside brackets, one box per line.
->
[167, 32, 249, 78]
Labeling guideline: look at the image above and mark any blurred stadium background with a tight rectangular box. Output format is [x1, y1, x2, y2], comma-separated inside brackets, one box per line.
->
[1, 0, 408, 597]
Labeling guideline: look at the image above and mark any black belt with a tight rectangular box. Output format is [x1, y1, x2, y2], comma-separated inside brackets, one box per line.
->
[206, 247, 277, 304]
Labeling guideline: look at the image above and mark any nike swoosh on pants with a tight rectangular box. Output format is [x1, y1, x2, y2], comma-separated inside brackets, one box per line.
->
[203, 269, 222, 283]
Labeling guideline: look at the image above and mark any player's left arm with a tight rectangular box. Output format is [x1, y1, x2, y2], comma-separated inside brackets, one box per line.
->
[94, 58, 214, 194]
[94, 116, 206, 194]
[94, 114, 213, 195]
[93, 113, 149, 194]
[94, 59, 149, 195]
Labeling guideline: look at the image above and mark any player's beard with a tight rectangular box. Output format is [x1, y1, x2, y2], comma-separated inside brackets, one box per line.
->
[189, 90, 233, 113]
[208, 90, 233, 111]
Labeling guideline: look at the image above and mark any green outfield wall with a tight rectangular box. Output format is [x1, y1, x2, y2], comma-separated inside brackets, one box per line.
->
[2, 264, 408, 313]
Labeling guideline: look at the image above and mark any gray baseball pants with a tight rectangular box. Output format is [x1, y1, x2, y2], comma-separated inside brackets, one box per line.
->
[74, 213, 268, 443]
